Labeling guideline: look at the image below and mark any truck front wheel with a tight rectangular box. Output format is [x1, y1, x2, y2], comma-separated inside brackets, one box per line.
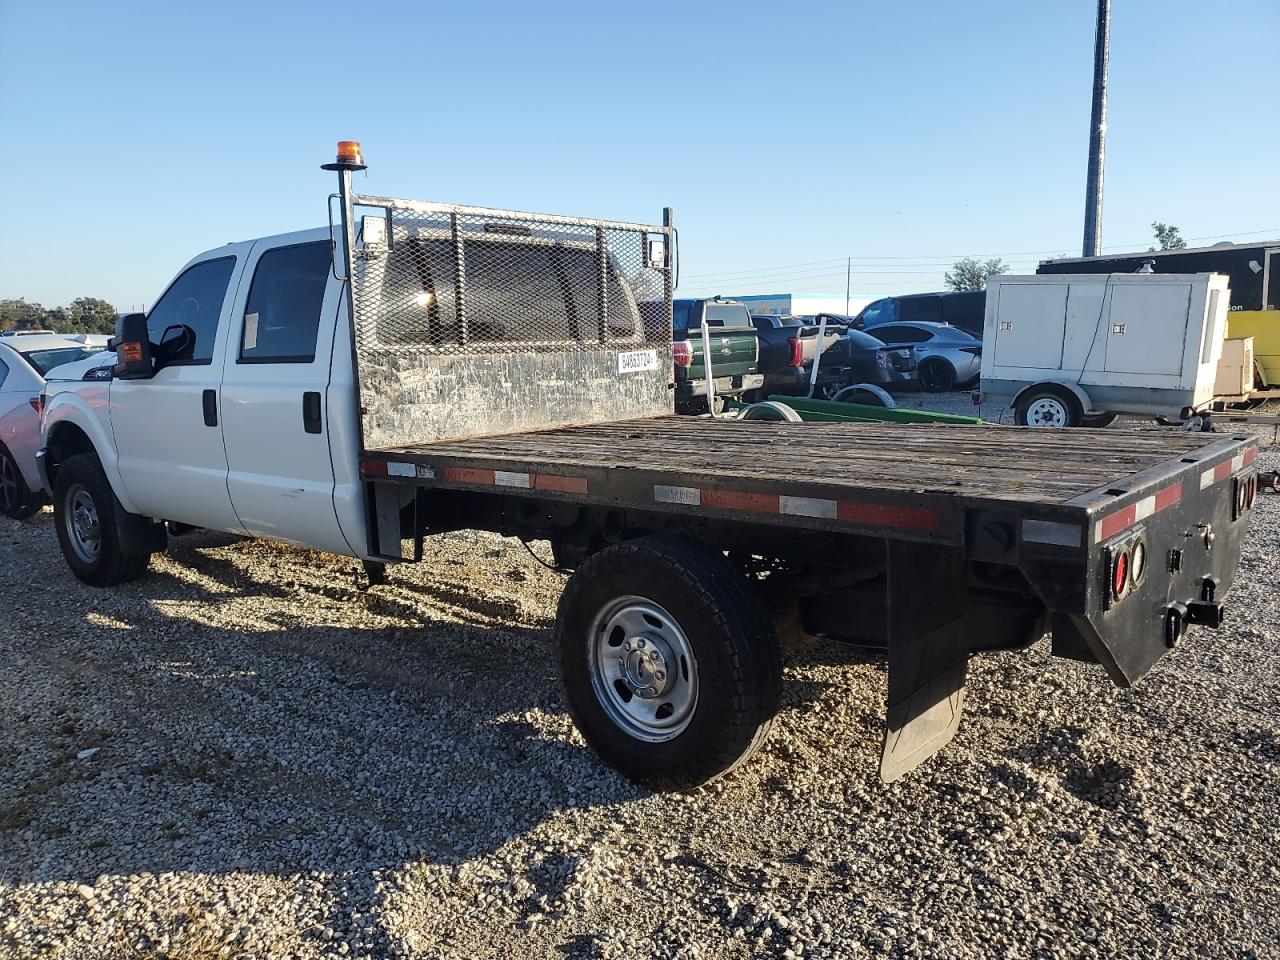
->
[53, 454, 152, 587]
[554, 536, 781, 790]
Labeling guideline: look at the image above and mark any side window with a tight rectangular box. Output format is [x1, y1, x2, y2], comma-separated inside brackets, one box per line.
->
[147, 257, 236, 363]
[240, 242, 332, 363]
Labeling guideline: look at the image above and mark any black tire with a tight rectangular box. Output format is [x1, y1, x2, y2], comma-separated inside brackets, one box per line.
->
[53, 453, 151, 586]
[739, 400, 802, 422]
[1082, 411, 1119, 428]
[832, 383, 896, 408]
[1014, 385, 1083, 428]
[0, 445, 42, 520]
[554, 536, 781, 790]
[917, 358, 956, 392]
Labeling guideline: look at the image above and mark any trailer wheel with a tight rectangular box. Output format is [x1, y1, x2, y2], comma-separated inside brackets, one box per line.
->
[1015, 386, 1081, 428]
[833, 383, 896, 408]
[739, 401, 802, 422]
[554, 536, 780, 790]
[53, 453, 151, 587]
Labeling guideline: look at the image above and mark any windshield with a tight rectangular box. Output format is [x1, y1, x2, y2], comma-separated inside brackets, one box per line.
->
[22, 345, 106, 377]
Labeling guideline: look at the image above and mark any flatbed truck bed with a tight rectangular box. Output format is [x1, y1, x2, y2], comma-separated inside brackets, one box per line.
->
[325, 149, 1261, 788]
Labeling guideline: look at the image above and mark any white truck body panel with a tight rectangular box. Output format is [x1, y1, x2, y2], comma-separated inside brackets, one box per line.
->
[980, 273, 1231, 416]
[40, 228, 371, 559]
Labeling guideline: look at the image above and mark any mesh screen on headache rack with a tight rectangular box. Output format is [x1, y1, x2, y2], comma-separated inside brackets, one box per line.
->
[350, 206, 671, 355]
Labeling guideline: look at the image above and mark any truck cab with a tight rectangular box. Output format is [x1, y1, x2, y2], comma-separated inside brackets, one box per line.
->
[40, 228, 368, 579]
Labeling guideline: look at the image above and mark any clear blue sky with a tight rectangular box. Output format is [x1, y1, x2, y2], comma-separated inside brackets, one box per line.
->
[2, 0, 1277, 311]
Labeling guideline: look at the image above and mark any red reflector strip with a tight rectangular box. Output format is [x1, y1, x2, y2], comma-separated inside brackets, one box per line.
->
[1096, 504, 1137, 543]
[1094, 481, 1182, 544]
[533, 473, 589, 495]
[360, 458, 389, 478]
[837, 500, 938, 531]
[1201, 449, 1254, 491]
[443, 467, 496, 485]
[701, 490, 781, 513]
[653, 485, 937, 531]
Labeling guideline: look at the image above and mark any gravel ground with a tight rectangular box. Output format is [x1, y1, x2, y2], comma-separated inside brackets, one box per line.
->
[2, 406, 1278, 959]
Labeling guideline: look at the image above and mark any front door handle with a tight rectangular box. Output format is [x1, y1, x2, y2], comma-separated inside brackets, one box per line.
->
[202, 389, 217, 427]
[303, 391, 322, 434]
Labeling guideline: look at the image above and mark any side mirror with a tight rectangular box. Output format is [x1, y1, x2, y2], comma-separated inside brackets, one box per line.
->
[156, 323, 195, 363]
[111, 313, 155, 380]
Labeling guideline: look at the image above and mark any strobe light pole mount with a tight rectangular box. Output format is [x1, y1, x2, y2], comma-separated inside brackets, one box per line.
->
[322, 139, 366, 287]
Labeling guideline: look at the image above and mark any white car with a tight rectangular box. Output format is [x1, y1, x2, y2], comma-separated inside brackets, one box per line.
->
[0, 334, 108, 518]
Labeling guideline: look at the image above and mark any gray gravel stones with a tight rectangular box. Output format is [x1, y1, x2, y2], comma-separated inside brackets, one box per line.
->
[1, 403, 1278, 958]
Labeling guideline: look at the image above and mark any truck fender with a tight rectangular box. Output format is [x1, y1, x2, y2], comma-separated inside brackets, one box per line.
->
[1012, 380, 1094, 415]
[41, 395, 142, 516]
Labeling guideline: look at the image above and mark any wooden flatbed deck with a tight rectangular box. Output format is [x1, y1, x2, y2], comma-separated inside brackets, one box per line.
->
[372, 417, 1233, 507]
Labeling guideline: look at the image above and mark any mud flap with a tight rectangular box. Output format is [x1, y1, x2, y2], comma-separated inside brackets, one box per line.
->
[880, 541, 969, 782]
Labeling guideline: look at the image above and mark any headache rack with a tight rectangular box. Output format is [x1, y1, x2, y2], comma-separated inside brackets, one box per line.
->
[326, 156, 676, 450]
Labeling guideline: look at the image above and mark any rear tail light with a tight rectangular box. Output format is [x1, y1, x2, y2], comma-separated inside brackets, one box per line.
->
[971, 391, 982, 405]
[960, 346, 983, 356]
[1106, 531, 1147, 606]
[1234, 473, 1258, 519]
[672, 341, 693, 368]
[1112, 549, 1130, 601]
[28, 395, 45, 416]
[786, 337, 804, 367]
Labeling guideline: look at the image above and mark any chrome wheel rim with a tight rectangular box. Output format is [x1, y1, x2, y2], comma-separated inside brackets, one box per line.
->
[64, 483, 101, 563]
[1026, 396, 1069, 428]
[0, 454, 17, 513]
[588, 596, 699, 742]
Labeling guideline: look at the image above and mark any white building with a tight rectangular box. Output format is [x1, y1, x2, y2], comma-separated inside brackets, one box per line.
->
[726, 293, 872, 318]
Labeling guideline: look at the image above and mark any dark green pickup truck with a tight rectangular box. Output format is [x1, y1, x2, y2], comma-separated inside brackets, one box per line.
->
[672, 298, 762, 413]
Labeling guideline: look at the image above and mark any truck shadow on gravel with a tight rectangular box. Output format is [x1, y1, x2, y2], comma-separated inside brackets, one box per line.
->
[2, 528, 871, 956]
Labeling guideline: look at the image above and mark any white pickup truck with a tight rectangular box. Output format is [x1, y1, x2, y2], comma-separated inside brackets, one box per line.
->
[37, 143, 1261, 790]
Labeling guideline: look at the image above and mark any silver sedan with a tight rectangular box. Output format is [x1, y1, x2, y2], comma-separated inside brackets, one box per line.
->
[861, 321, 983, 392]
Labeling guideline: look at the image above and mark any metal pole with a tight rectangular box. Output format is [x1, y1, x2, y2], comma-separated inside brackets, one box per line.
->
[1082, 0, 1111, 257]
[701, 319, 717, 417]
[845, 258, 851, 314]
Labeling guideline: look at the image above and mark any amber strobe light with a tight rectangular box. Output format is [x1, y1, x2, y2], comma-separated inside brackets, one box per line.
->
[120, 342, 143, 363]
[336, 140, 364, 165]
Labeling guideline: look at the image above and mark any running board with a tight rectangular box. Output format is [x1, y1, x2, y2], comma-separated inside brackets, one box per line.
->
[880, 541, 969, 782]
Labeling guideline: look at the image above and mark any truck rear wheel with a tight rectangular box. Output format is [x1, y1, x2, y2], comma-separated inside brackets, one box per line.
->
[53, 454, 152, 587]
[554, 536, 780, 790]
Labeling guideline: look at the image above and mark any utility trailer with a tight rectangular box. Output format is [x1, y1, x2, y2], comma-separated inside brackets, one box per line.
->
[310, 146, 1263, 788]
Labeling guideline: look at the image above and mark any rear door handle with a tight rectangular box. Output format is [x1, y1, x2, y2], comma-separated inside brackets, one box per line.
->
[303, 391, 322, 434]
[202, 389, 217, 427]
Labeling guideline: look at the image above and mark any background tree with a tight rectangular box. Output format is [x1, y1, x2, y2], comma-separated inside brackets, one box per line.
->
[1149, 222, 1186, 251]
[944, 257, 1008, 292]
[0, 296, 118, 334]
[67, 297, 118, 334]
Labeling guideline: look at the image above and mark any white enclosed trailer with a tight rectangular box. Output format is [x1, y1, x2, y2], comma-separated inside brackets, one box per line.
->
[979, 273, 1231, 427]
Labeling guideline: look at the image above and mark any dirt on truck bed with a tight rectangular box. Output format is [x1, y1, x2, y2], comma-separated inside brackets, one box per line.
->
[2, 428, 1279, 959]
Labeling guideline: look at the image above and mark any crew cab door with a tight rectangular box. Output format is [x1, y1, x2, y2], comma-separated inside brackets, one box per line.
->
[109, 248, 248, 533]
[218, 239, 348, 553]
